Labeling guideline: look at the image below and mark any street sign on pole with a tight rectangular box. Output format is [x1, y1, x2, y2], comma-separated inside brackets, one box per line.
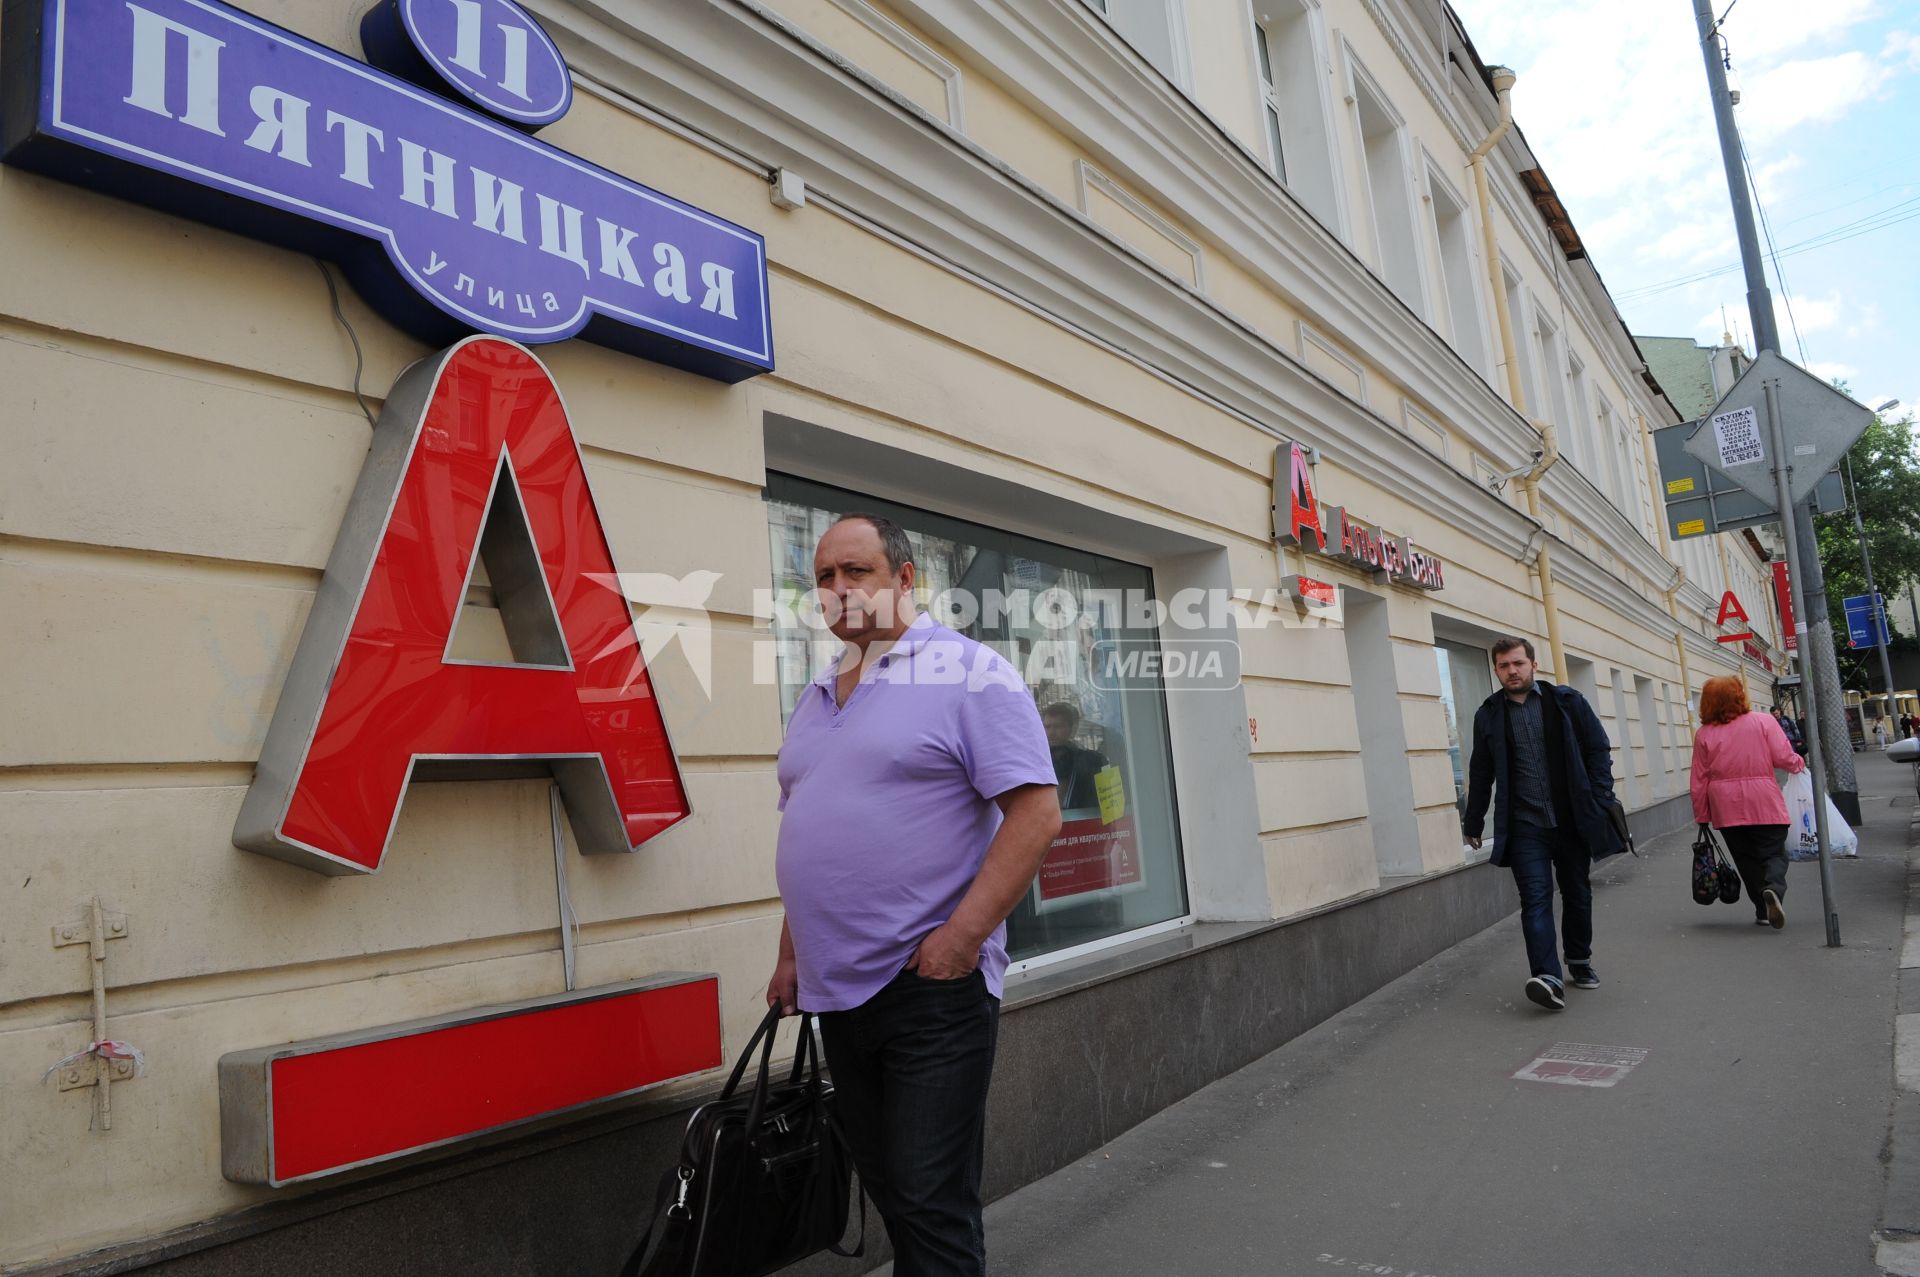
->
[1654, 420, 1845, 540]
[1844, 593, 1889, 649]
[1681, 351, 1875, 507]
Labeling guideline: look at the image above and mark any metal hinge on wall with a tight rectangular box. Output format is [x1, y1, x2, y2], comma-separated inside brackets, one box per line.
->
[49, 897, 137, 1130]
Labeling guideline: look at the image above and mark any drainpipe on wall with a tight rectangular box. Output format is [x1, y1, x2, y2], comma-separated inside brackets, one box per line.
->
[1515, 425, 1569, 681]
[1471, 66, 1524, 411]
[1470, 66, 1568, 681]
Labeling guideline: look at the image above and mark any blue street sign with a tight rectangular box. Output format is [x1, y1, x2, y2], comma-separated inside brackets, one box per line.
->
[1, 0, 773, 382]
[1844, 593, 1888, 649]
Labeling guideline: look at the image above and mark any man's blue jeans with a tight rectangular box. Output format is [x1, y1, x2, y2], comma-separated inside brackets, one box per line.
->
[1505, 820, 1592, 982]
[819, 967, 999, 1277]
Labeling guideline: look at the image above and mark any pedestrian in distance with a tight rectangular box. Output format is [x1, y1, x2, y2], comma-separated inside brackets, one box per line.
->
[767, 512, 1062, 1277]
[1462, 636, 1624, 1011]
[1693, 677, 1807, 928]
[1771, 706, 1804, 757]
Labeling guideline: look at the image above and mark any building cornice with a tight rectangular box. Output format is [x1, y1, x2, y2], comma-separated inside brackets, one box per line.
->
[535, 0, 1544, 550]
[538, 0, 1693, 601]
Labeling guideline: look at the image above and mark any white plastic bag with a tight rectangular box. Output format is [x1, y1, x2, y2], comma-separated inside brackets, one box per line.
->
[1783, 769, 1859, 860]
[1826, 801, 1860, 857]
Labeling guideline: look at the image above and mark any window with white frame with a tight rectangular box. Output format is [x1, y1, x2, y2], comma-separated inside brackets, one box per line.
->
[765, 474, 1191, 967]
[1594, 395, 1621, 505]
[1533, 309, 1573, 449]
[1345, 53, 1424, 311]
[1425, 163, 1488, 373]
[1502, 264, 1540, 415]
[1568, 354, 1598, 482]
[1254, 17, 1288, 183]
[1250, 2, 1339, 229]
[1607, 401, 1644, 524]
[1088, 0, 1191, 90]
[1435, 638, 1495, 822]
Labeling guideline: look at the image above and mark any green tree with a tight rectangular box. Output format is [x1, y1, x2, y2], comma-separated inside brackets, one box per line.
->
[1817, 407, 1920, 686]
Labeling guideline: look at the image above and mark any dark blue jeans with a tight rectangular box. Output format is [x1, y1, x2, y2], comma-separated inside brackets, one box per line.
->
[1505, 820, 1592, 983]
[819, 967, 999, 1277]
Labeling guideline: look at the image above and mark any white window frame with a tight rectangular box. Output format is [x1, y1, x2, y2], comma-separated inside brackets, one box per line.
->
[1339, 42, 1429, 316]
[1089, 0, 1193, 91]
[1567, 353, 1597, 481]
[1533, 307, 1573, 450]
[1241, 0, 1346, 236]
[1252, 16, 1289, 182]
[1421, 153, 1490, 375]
[1501, 260, 1542, 416]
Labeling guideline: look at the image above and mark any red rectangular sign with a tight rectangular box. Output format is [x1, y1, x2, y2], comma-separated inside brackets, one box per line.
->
[1039, 815, 1142, 902]
[221, 974, 722, 1185]
[1772, 560, 1798, 652]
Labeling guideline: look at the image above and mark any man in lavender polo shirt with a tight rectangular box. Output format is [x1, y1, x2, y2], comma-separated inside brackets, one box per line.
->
[768, 513, 1061, 1277]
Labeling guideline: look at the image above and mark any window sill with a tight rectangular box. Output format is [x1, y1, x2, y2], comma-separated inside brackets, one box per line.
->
[1001, 855, 1495, 1012]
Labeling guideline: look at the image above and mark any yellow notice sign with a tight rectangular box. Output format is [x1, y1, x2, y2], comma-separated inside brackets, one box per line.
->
[1666, 477, 1695, 495]
[1676, 519, 1707, 537]
[1095, 765, 1126, 825]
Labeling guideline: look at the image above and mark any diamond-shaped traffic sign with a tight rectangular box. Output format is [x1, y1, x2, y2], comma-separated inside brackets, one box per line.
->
[1681, 350, 1873, 507]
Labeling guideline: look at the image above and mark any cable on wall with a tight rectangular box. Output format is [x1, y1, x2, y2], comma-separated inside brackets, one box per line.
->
[315, 259, 378, 429]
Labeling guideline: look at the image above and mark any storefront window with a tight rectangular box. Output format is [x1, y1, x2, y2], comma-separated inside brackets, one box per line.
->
[765, 475, 1189, 965]
[1435, 639, 1494, 822]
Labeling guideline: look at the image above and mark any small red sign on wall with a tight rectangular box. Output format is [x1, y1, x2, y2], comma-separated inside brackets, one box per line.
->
[219, 974, 722, 1185]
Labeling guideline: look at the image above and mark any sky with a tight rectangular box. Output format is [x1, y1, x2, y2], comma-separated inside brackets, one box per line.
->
[1449, 0, 1920, 422]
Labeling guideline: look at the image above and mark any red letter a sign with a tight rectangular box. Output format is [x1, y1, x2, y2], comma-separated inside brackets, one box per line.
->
[235, 338, 690, 875]
[1274, 440, 1326, 551]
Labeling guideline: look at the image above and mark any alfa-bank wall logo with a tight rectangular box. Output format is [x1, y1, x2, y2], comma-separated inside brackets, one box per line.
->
[233, 337, 694, 876]
[1, 0, 773, 381]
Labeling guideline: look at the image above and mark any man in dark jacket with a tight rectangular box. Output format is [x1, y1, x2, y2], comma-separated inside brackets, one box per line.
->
[1462, 636, 1622, 1011]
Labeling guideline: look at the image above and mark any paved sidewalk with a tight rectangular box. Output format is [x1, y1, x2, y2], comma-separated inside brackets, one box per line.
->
[980, 752, 1914, 1277]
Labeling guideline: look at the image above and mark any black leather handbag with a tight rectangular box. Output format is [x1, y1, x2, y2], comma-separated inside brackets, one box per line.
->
[1603, 796, 1638, 858]
[1691, 826, 1721, 906]
[620, 1007, 861, 1277]
[1714, 834, 1744, 905]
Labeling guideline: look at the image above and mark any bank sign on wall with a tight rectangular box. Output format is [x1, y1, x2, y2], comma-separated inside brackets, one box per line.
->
[4, 0, 757, 1185]
[1272, 440, 1446, 592]
[1, 0, 773, 380]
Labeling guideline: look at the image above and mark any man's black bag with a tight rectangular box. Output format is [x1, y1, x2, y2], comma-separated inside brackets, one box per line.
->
[1603, 796, 1638, 858]
[620, 1007, 862, 1277]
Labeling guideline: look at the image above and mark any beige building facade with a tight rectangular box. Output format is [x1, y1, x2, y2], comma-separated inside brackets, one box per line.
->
[1, 0, 1787, 1269]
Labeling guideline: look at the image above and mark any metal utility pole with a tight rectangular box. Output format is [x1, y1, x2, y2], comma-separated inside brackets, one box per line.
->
[1847, 455, 1904, 740]
[1692, 0, 1844, 944]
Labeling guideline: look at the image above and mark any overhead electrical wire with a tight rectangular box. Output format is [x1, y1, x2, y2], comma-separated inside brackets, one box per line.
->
[1741, 133, 1809, 364]
[1613, 196, 1920, 303]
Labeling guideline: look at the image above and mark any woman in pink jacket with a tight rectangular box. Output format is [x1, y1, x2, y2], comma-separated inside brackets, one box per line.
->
[1691, 676, 1806, 928]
